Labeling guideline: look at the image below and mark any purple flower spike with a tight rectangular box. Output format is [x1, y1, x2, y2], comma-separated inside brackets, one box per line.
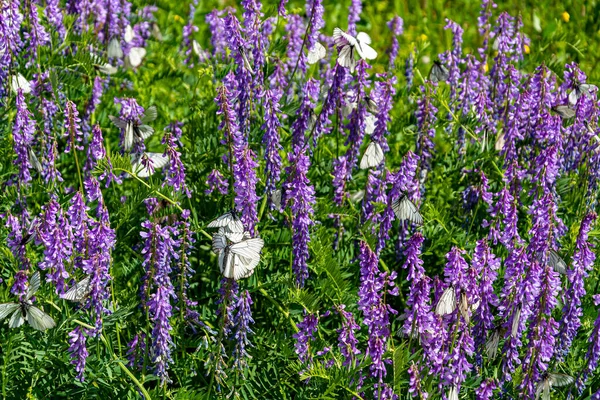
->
[64, 100, 84, 153]
[262, 89, 284, 197]
[294, 311, 319, 363]
[205, 169, 229, 195]
[336, 304, 360, 367]
[162, 122, 190, 197]
[68, 327, 89, 381]
[387, 16, 404, 69]
[233, 290, 254, 369]
[13, 90, 36, 185]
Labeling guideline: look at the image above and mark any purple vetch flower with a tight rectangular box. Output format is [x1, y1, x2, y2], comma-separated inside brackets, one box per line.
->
[277, 0, 288, 17]
[44, 0, 66, 40]
[284, 147, 315, 286]
[313, 64, 347, 141]
[293, 311, 319, 363]
[162, 122, 190, 197]
[68, 327, 89, 381]
[205, 169, 229, 195]
[114, 98, 146, 153]
[377, 151, 419, 253]
[147, 286, 174, 383]
[262, 89, 283, 197]
[407, 363, 428, 398]
[291, 79, 320, 150]
[405, 50, 415, 91]
[5, 212, 33, 269]
[357, 241, 398, 382]
[555, 213, 597, 360]
[38, 199, 74, 294]
[11, 270, 28, 298]
[439, 19, 464, 99]
[0, 1, 24, 99]
[476, 378, 496, 400]
[84, 125, 106, 173]
[471, 239, 500, 365]
[205, 9, 229, 60]
[233, 146, 259, 233]
[284, 15, 306, 75]
[361, 169, 386, 224]
[174, 212, 199, 326]
[84, 77, 105, 123]
[477, 0, 496, 59]
[216, 80, 244, 162]
[24, 1, 50, 59]
[344, 61, 370, 172]
[347, 0, 362, 36]
[387, 16, 403, 69]
[370, 75, 396, 154]
[127, 333, 147, 371]
[64, 100, 85, 153]
[336, 304, 360, 367]
[216, 278, 239, 340]
[182, 0, 200, 66]
[305, 0, 325, 56]
[13, 90, 36, 185]
[374, 383, 398, 400]
[332, 156, 349, 207]
[415, 86, 438, 188]
[462, 170, 494, 212]
[232, 290, 254, 369]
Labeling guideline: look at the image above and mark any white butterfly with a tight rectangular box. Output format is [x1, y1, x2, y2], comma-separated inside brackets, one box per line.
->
[109, 105, 157, 151]
[536, 373, 574, 400]
[152, 23, 163, 41]
[548, 250, 567, 275]
[131, 152, 169, 178]
[0, 272, 56, 331]
[568, 83, 597, 106]
[435, 286, 456, 315]
[307, 42, 327, 65]
[270, 189, 282, 211]
[107, 38, 124, 59]
[239, 47, 255, 75]
[333, 28, 377, 73]
[430, 61, 449, 83]
[485, 327, 502, 359]
[28, 147, 42, 173]
[552, 105, 576, 119]
[61, 276, 92, 303]
[98, 63, 118, 75]
[207, 211, 245, 234]
[192, 40, 209, 60]
[11, 73, 31, 94]
[391, 195, 424, 225]
[124, 25, 135, 44]
[360, 142, 384, 169]
[511, 306, 521, 338]
[365, 113, 377, 135]
[212, 231, 264, 280]
[125, 47, 147, 69]
[447, 386, 459, 400]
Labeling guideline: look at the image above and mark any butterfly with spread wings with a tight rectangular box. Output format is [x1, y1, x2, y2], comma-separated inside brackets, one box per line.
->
[536, 372, 574, 400]
[333, 28, 377, 73]
[207, 211, 245, 234]
[392, 195, 424, 226]
[429, 60, 449, 83]
[212, 229, 265, 280]
[109, 105, 158, 151]
[568, 83, 597, 106]
[131, 152, 169, 178]
[0, 272, 56, 331]
[61, 276, 92, 303]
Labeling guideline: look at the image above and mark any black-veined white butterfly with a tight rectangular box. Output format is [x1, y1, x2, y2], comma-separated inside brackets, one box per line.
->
[447, 386, 459, 400]
[511, 306, 521, 338]
[552, 105, 576, 119]
[0, 272, 56, 331]
[307, 42, 327, 65]
[535, 372, 574, 400]
[270, 189, 283, 211]
[212, 231, 264, 280]
[429, 60, 449, 83]
[391, 195, 424, 226]
[125, 47, 147, 69]
[485, 326, 506, 359]
[109, 105, 157, 151]
[107, 38, 124, 59]
[239, 47, 255, 75]
[19, 218, 39, 246]
[435, 286, 456, 315]
[61, 276, 92, 303]
[548, 249, 567, 275]
[207, 211, 245, 233]
[360, 142, 384, 169]
[363, 96, 379, 114]
[124, 25, 135, 44]
[11, 73, 31, 94]
[28, 147, 42, 173]
[568, 83, 597, 106]
[333, 28, 377, 73]
[365, 113, 376, 135]
[131, 152, 169, 178]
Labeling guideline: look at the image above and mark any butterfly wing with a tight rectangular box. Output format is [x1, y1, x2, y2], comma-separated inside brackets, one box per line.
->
[548, 250, 567, 275]
[136, 124, 155, 140]
[26, 305, 56, 331]
[127, 47, 146, 68]
[360, 142, 384, 169]
[485, 329, 500, 359]
[392, 195, 424, 225]
[365, 113, 376, 135]
[11, 74, 32, 94]
[207, 212, 245, 233]
[26, 271, 41, 300]
[355, 32, 372, 45]
[133, 153, 169, 178]
[552, 105, 576, 119]
[0, 303, 19, 321]
[511, 306, 521, 338]
[307, 42, 327, 65]
[333, 27, 350, 47]
[124, 25, 134, 43]
[430, 62, 449, 83]
[28, 148, 43, 173]
[61, 277, 92, 302]
[109, 115, 128, 130]
[9, 308, 25, 328]
[568, 89, 579, 106]
[107, 38, 123, 59]
[435, 287, 456, 315]
[549, 373, 574, 388]
[229, 238, 264, 260]
[141, 105, 158, 124]
[212, 232, 228, 254]
[355, 33, 377, 60]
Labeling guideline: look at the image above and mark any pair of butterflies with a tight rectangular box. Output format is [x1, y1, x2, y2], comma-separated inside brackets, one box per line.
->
[107, 25, 146, 69]
[0, 272, 55, 331]
[207, 212, 264, 280]
[552, 83, 598, 119]
[333, 28, 378, 73]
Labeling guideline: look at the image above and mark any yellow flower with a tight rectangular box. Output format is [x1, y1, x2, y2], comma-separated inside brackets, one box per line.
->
[174, 14, 184, 23]
[419, 34, 428, 42]
[484, 63, 489, 73]
[562, 11, 570, 23]
[524, 44, 531, 54]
